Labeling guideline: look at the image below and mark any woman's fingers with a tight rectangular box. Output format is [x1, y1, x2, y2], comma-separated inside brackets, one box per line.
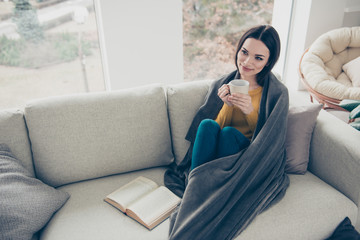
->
[229, 93, 253, 114]
[218, 85, 233, 106]
[218, 84, 230, 97]
[229, 93, 250, 102]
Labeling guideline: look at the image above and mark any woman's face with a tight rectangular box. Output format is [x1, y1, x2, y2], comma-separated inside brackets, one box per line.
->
[237, 38, 270, 81]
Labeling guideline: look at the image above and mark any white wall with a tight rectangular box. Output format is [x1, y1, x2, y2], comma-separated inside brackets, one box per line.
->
[343, 0, 360, 27]
[304, 0, 347, 48]
[94, 0, 183, 90]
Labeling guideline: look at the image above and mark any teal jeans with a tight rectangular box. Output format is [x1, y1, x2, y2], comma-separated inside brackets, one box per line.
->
[191, 119, 250, 170]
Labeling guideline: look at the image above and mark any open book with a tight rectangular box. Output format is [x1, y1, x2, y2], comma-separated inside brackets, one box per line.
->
[104, 176, 181, 230]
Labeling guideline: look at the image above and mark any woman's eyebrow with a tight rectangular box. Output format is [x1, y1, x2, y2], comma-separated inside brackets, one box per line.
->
[242, 47, 265, 57]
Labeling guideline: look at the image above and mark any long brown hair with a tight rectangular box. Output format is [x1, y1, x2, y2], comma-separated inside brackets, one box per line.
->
[234, 25, 281, 86]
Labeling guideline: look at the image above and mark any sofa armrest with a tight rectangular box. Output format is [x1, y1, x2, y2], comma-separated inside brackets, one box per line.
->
[308, 110, 360, 229]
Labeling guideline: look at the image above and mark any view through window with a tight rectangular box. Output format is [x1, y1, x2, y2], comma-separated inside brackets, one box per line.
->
[0, 0, 105, 110]
[182, 0, 274, 81]
[0, 0, 274, 110]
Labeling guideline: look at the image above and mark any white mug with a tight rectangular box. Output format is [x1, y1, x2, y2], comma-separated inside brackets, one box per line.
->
[228, 79, 249, 94]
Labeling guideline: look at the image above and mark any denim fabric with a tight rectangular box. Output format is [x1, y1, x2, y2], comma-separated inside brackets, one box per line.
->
[191, 119, 250, 170]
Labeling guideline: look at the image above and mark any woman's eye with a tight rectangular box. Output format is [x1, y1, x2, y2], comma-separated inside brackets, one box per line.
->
[241, 50, 248, 55]
[255, 56, 263, 61]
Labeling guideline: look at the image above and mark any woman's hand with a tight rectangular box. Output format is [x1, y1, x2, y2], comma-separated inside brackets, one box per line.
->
[228, 93, 254, 115]
[217, 84, 233, 106]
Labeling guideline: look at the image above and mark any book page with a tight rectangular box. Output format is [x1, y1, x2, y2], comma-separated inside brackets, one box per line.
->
[105, 176, 158, 212]
[127, 186, 181, 228]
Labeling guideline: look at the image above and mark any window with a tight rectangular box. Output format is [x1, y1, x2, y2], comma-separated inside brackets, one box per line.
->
[0, 0, 105, 110]
[94, 1, 275, 90]
[0, 0, 276, 109]
[182, 0, 274, 81]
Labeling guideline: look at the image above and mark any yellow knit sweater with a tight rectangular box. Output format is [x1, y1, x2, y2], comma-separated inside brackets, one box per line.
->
[215, 87, 263, 140]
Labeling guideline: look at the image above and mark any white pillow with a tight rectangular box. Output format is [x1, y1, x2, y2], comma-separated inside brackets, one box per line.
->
[343, 56, 360, 87]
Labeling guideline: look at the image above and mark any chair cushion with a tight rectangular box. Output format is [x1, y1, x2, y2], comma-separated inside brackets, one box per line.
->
[24, 84, 174, 187]
[343, 56, 360, 87]
[301, 26, 360, 100]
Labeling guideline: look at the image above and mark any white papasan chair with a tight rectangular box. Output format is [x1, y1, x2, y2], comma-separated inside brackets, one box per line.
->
[299, 26, 360, 110]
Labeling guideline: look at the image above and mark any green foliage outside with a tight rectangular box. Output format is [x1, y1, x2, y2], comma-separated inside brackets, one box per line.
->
[0, 0, 92, 68]
[185, 0, 251, 44]
[0, 33, 91, 68]
[12, 0, 44, 42]
[0, 36, 25, 66]
[183, 0, 274, 80]
[52, 32, 91, 62]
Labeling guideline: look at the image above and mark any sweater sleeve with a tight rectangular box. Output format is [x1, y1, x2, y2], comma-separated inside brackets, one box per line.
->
[215, 103, 233, 129]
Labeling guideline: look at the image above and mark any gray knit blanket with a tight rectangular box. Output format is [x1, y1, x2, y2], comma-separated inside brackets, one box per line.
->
[164, 71, 290, 240]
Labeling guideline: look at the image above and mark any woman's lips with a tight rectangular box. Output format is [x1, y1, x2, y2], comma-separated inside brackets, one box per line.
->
[241, 65, 252, 72]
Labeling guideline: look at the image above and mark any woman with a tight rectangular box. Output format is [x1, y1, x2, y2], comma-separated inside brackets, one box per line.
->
[191, 25, 280, 170]
[165, 25, 289, 240]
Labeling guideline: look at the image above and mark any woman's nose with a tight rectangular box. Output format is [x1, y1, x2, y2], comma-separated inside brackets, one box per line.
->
[244, 56, 251, 65]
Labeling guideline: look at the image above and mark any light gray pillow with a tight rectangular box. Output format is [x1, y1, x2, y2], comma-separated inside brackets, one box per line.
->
[285, 104, 322, 174]
[0, 144, 69, 240]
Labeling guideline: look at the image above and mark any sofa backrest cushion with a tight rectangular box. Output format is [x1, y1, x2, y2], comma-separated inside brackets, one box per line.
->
[166, 80, 212, 164]
[0, 109, 34, 176]
[24, 84, 174, 187]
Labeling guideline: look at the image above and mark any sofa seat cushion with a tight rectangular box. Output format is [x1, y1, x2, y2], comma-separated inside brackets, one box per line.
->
[237, 172, 358, 240]
[24, 84, 174, 187]
[40, 167, 170, 240]
[40, 169, 357, 240]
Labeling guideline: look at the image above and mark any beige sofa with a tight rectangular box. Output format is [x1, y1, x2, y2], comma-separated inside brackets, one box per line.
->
[0, 80, 359, 240]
